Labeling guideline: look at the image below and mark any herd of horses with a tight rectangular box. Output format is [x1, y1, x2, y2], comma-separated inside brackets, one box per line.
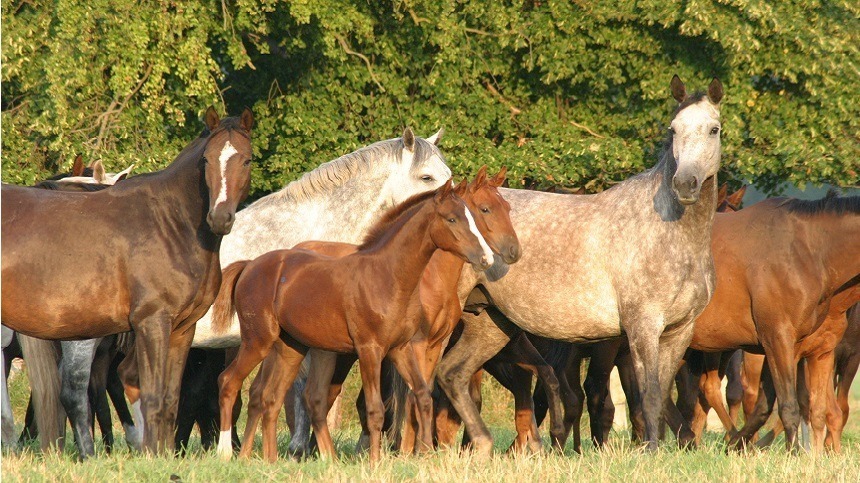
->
[1, 76, 857, 466]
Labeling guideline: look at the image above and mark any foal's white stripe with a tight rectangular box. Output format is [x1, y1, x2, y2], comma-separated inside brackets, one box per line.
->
[463, 207, 494, 263]
[216, 141, 238, 206]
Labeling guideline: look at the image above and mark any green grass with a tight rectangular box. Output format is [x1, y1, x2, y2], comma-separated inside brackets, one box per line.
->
[3, 364, 859, 482]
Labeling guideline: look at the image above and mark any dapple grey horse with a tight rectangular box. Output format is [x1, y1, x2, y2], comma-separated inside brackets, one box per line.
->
[434, 76, 724, 452]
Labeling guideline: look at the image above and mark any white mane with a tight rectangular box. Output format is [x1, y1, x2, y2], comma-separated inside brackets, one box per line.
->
[253, 138, 409, 206]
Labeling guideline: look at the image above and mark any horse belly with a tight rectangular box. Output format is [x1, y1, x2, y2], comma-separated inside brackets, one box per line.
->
[489, 278, 622, 342]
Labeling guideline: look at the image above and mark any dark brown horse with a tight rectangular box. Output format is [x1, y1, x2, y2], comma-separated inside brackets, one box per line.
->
[1, 107, 255, 452]
[687, 193, 860, 452]
[212, 180, 495, 463]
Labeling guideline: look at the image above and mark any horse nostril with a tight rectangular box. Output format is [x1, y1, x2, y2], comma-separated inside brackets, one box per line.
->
[509, 245, 519, 261]
[690, 177, 698, 190]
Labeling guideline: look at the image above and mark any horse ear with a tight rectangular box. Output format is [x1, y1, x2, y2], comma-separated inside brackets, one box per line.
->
[472, 165, 488, 191]
[671, 74, 687, 103]
[434, 178, 453, 203]
[92, 160, 106, 183]
[708, 78, 724, 105]
[114, 164, 135, 182]
[490, 166, 508, 187]
[239, 107, 255, 132]
[727, 185, 746, 207]
[426, 127, 444, 146]
[717, 183, 728, 204]
[454, 179, 468, 197]
[403, 127, 415, 153]
[204, 106, 220, 132]
[72, 155, 84, 176]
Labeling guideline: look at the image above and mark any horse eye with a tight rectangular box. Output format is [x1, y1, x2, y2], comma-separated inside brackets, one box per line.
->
[243, 159, 251, 167]
[710, 127, 720, 135]
[667, 126, 675, 135]
[480, 207, 490, 213]
[447, 217, 456, 223]
[421, 175, 434, 182]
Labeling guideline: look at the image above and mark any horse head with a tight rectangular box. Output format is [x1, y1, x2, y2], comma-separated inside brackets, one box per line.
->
[462, 165, 520, 264]
[202, 106, 254, 235]
[386, 127, 452, 206]
[430, 180, 494, 271]
[668, 75, 723, 205]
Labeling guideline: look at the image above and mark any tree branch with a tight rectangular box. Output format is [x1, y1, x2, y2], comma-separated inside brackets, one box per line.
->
[569, 120, 605, 139]
[483, 81, 522, 116]
[334, 34, 385, 92]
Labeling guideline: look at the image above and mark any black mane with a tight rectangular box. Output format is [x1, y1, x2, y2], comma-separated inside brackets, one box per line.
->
[781, 190, 860, 216]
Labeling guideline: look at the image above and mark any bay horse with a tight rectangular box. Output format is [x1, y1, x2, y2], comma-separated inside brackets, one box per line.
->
[1, 107, 255, 453]
[213, 180, 495, 463]
[241, 167, 522, 457]
[687, 192, 860, 452]
[432, 76, 724, 453]
[120, 128, 451, 453]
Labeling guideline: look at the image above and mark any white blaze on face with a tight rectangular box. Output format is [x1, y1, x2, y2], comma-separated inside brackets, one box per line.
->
[216, 140, 238, 207]
[463, 206, 494, 264]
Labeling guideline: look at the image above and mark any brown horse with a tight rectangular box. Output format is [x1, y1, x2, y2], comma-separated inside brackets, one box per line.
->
[212, 180, 495, 463]
[1, 107, 255, 452]
[238, 167, 520, 458]
[688, 193, 859, 452]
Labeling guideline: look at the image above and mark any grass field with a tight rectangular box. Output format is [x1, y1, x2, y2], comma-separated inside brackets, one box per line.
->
[2, 363, 858, 482]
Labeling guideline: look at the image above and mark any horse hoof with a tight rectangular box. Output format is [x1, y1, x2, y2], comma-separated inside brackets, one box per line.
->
[472, 437, 493, 457]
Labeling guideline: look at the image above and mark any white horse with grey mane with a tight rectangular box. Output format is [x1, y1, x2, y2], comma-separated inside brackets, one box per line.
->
[434, 76, 724, 453]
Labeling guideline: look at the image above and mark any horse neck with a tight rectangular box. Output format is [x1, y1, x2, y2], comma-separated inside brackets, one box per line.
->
[652, 152, 717, 243]
[362, 202, 440, 296]
[145, 137, 216, 247]
[807, 213, 860, 292]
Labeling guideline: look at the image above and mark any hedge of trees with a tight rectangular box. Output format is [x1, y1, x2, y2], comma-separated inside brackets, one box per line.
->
[2, 1, 858, 196]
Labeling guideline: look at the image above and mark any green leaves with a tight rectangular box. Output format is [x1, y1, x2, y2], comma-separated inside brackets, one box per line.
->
[2, 1, 858, 194]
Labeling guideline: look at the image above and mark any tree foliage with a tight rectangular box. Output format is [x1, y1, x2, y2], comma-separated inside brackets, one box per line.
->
[3, 0, 858, 194]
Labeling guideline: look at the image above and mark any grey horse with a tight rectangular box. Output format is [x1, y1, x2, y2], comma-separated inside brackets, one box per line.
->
[435, 76, 724, 453]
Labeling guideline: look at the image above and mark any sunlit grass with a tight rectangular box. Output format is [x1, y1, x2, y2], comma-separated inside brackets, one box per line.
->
[2, 362, 858, 482]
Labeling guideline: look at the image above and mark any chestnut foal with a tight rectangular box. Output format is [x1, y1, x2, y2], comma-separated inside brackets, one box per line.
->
[213, 180, 494, 463]
[240, 167, 518, 459]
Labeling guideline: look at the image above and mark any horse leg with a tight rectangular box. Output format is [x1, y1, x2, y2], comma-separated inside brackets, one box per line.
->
[436, 308, 518, 456]
[0, 343, 16, 450]
[741, 352, 765, 436]
[760, 334, 802, 451]
[89, 337, 115, 453]
[303, 349, 339, 459]
[286, 358, 313, 457]
[355, 345, 387, 464]
[18, 335, 65, 451]
[615, 346, 644, 443]
[655, 320, 697, 449]
[584, 341, 619, 448]
[510, 335, 566, 451]
[724, 350, 744, 427]
[110, 352, 142, 451]
[562, 347, 586, 453]
[624, 317, 667, 451]
[830, 353, 858, 450]
[731, 363, 778, 449]
[387, 345, 434, 454]
[459, 370, 484, 449]
[805, 351, 840, 453]
[700, 352, 738, 439]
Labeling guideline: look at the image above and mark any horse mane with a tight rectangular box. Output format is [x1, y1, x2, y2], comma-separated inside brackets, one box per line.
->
[33, 180, 111, 192]
[358, 189, 438, 250]
[252, 137, 437, 206]
[780, 190, 860, 216]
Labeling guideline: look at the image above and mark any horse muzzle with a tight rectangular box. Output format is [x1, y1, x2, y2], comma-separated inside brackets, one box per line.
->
[672, 173, 701, 205]
[207, 208, 235, 235]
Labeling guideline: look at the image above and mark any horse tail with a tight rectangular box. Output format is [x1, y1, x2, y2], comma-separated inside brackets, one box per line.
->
[212, 260, 250, 335]
[389, 369, 408, 442]
[17, 334, 66, 451]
